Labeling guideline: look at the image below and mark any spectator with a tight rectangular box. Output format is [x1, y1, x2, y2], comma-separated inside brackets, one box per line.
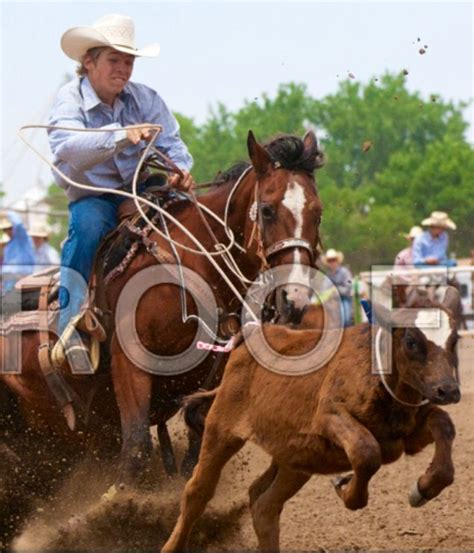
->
[394, 226, 423, 266]
[29, 223, 61, 269]
[412, 211, 457, 267]
[322, 248, 353, 327]
[0, 212, 36, 293]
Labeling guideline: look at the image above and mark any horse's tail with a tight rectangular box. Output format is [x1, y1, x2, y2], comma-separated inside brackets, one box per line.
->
[182, 387, 219, 436]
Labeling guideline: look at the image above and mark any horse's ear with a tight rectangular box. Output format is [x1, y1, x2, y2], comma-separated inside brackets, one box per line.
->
[247, 130, 272, 175]
[303, 130, 318, 152]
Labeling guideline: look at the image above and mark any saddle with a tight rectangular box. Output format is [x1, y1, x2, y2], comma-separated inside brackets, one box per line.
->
[7, 184, 188, 431]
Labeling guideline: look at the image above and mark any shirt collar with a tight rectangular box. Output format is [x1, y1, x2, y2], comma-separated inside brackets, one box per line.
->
[81, 77, 102, 111]
[80, 77, 132, 111]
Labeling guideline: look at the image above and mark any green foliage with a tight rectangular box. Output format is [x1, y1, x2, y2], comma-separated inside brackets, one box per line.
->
[47, 73, 473, 271]
[45, 182, 68, 250]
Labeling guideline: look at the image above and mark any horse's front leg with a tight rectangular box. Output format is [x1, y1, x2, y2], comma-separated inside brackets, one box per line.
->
[404, 405, 456, 507]
[111, 340, 153, 487]
[314, 404, 382, 510]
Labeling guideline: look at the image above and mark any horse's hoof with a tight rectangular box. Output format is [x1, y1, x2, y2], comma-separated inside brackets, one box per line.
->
[409, 481, 429, 507]
[332, 473, 353, 491]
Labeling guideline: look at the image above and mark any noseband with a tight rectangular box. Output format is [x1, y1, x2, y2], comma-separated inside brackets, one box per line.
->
[265, 238, 316, 265]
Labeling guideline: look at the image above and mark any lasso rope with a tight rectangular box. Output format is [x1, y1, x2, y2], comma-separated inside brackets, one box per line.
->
[18, 124, 259, 322]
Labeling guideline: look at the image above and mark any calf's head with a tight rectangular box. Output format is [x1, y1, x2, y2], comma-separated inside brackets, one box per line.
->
[379, 286, 461, 405]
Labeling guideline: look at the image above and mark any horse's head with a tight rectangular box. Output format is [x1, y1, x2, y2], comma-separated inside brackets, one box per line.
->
[246, 130, 324, 325]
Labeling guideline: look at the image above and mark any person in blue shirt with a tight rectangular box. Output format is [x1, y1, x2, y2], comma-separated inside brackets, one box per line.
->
[412, 211, 457, 267]
[322, 248, 353, 327]
[48, 14, 194, 348]
[29, 223, 61, 269]
[0, 212, 36, 294]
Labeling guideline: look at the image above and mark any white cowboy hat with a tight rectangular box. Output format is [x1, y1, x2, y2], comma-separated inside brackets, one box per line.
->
[323, 248, 344, 264]
[0, 214, 12, 231]
[403, 225, 423, 240]
[61, 14, 161, 62]
[421, 211, 456, 230]
[28, 223, 50, 238]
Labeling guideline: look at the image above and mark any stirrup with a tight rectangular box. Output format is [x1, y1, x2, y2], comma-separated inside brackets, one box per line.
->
[51, 314, 101, 375]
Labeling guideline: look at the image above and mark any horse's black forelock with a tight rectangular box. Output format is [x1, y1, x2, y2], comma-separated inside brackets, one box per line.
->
[212, 134, 324, 187]
[264, 134, 325, 174]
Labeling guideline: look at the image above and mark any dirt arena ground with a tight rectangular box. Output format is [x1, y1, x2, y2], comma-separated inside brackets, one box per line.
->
[2, 335, 473, 552]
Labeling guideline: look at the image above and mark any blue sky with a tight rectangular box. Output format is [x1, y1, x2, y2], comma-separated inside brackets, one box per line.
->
[1, 1, 472, 205]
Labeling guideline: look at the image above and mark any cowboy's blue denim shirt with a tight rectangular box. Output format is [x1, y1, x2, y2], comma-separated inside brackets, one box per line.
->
[412, 230, 453, 266]
[48, 77, 193, 202]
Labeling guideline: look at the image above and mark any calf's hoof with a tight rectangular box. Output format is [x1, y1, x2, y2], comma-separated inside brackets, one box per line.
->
[409, 481, 429, 508]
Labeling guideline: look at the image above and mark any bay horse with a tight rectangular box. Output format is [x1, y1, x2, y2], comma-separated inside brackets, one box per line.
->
[162, 287, 461, 552]
[0, 131, 325, 489]
[105, 130, 324, 484]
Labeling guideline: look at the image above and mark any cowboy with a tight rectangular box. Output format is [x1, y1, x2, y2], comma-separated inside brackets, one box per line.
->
[322, 248, 353, 327]
[29, 223, 61, 269]
[0, 212, 36, 294]
[48, 14, 194, 348]
[394, 225, 423, 266]
[412, 211, 457, 267]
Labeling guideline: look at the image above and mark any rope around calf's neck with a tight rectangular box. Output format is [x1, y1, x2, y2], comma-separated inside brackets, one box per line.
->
[18, 124, 259, 322]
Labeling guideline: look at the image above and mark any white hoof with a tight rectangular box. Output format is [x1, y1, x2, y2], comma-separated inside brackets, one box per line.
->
[409, 481, 429, 507]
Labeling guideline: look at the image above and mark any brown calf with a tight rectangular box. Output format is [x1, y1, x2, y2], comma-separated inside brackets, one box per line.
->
[162, 288, 461, 552]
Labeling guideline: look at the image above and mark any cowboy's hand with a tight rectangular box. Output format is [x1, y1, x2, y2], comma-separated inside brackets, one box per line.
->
[126, 124, 156, 145]
[168, 171, 195, 192]
[425, 257, 439, 265]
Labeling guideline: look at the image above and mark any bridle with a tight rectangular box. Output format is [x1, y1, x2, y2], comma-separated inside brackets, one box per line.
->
[241, 163, 318, 271]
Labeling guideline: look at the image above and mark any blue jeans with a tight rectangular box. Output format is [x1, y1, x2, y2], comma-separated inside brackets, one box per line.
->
[58, 194, 124, 335]
[341, 295, 353, 327]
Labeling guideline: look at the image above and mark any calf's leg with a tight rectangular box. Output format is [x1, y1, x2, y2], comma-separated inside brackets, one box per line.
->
[161, 422, 245, 552]
[250, 465, 310, 552]
[314, 407, 381, 510]
[249, 461, 278, 509]
[404, 406, 456, 506]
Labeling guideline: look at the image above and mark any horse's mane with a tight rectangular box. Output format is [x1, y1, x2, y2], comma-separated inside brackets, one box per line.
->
[212, 134, 325, 187]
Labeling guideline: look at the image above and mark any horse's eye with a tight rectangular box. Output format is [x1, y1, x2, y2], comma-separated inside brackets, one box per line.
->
[260, 204, 275, 220]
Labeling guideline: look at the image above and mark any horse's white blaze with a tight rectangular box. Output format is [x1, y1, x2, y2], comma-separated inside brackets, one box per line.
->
[414, 309, 452, 348]
[282, 181, 306, 240]
[282, 182, 310, 286]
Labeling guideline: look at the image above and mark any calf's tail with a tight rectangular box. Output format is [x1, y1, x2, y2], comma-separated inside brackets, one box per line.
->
[182, 387, 219, 436]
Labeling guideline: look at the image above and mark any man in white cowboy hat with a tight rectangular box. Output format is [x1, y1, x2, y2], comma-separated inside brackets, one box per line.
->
[394, 225, 423, 266]
[412, 211, 457, 267]
[322, 248, 353, 327]
[29, 223, 60, 269]
[48, 14, 194, 345]
[0, 212, 36, 294]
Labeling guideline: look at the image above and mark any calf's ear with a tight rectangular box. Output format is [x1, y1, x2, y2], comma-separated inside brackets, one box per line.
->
[371, 302, 393, 330]
[439, 285, 460, 315]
